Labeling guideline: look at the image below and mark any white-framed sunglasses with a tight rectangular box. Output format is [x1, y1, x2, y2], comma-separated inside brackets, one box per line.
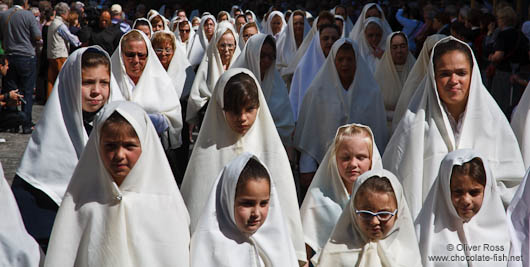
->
[355, 209, 397, 221]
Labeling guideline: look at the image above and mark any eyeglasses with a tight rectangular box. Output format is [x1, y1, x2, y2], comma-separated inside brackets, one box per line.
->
[355, 209, 397, 221]
[179, 29, 190, 33]
[218, 43, 235, 50]
[123, 51, 147, 60]
[154, 48, 173, 54]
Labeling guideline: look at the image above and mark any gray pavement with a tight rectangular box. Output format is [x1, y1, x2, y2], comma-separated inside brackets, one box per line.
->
[0, 104, 44, 184]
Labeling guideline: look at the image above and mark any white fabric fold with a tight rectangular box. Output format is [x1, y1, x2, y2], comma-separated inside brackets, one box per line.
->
[507, 167, 530, 267]
[187, 15, 217, 68]
[231, 33, 294, 144]
[132, 18, 153, 37]
[415, 149, 511, 267]
[348, 3, 392, 43]
[300, 124, 383, 254]
[263, 11, 286, 40]
[175, 20, 195, 56]
[275, 10, 310, 75]
[181, 68, 306, 262]
[511, 82, 530, 169]
[382, 36, 524, 220]
[356, 17, 389, 74]
[44, 101, 190, 267]
[282, 17, 319, 81]
[190, 152, 299, 267]
[331, 7, 354, 35]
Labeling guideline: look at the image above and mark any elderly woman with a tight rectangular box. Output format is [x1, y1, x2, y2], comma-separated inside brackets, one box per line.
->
[383, 37, 524, 220]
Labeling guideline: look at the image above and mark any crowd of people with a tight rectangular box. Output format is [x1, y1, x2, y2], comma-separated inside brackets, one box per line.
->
[1, 0, 530, 266]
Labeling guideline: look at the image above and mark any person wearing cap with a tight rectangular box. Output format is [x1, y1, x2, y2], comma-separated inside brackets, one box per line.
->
[110, 4, 131, 33]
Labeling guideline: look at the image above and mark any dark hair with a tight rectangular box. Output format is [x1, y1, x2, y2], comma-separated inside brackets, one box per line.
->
[13, 0, 27, 7]
[451, 157, 486, 187]
[354, 176, 397, 207]
[434, 12, 451, 25]
[337, 42, 355, 56]
[317, 10, 335, 27]
[450, 22, 470, 42]
[100, 112, 138, 141]
[433, 40, 473, 71]
[134, 19, 150, 28]
[223, 73, 260, 114]
[82, 49, 110, 71]
[467, 8, 482, 27]
[262, 35, 276, 56]
[150, 15, 163, 26]
[391, 32, 408, 44]
[318, 23, 340, 36]
[235, 158, 271, 196]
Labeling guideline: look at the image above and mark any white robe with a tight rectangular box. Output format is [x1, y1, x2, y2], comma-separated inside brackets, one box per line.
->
[44, 101, 190, 267]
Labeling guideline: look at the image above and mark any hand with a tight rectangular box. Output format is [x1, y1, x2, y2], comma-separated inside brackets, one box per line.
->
[9, 89, 23, 100]
[188, 124, 195, 143]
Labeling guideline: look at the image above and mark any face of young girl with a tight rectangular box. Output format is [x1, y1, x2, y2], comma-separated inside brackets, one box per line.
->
[234, 178, 270, 236]
[81, 65, 110, 113]
[224, 104, 258, 135]
[335, 135, 371, 192]
[450, 173, 484, 222]
[354, 190, 397, 241]
[99, 125, 142, 186]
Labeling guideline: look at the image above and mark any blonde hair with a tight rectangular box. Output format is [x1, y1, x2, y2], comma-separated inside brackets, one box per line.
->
[332, 125, 374, 162]
[496, 6, 517, 27]
[121, 30, 146, 52]
[151, 32, 175, 51]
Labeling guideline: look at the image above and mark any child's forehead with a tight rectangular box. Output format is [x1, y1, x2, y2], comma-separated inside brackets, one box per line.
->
[100, 121, 139, 140]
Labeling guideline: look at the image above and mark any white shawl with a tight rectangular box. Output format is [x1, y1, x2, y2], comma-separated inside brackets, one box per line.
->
[111, 30, 183, 149]
[231, 33, 295, 144]
[331, 6, 354, 35]
[238, 22, 261, 50]
[187, 15, 217, 68]
[294, 38, 388, 164]
[282, 17, 319, 81]
[507, 167, 530, 267]
[44, 101, 190, 267]
[148, 13, 170, 32]
[175, 20, 196, 56]
[190, 152, 298, 267]
[245, 10, 262, 31]
[300, 124, 383, 255]
[392, 34, 446, 131]
[0, 163, 41, 267]
[315, 169, 422, 267]
[416, 149, 510, 267]
[16, 46, 119, 205]
[186, 21, 241, 124]
[382, 36, 524, 220]
[132, 18, 153, 37]
[275, 10, 311, 75]
[263, 11, 286, 40]
[348, 3, 392, 42]
[374, 32, 416, 125]
[181, 68, 306, 262]
[356, 17, 388, 74]
[511, 82, 530, 169]
[289, 30, 325, 121]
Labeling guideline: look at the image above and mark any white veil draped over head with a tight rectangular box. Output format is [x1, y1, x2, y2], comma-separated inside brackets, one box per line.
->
[181, 68, 306, 262]
[511, 82, 530, 169]
[110, 29, 183, 149]
[186, 21, 241, 124]
[300, 123, 382, 255]
[275, 10, 311, 75]
[382, 36, 524, 220]
[415, 149, 510, 267]
[348, 3, 392, 42]
[263, 11, 286, 40]
[174, 19, 196, 56]
[331, 6, 354, 35]
[231, 33, 294, 144]
[282, 16, 319, 81]
[507, 166, 530, 267]
[44, 101, 190, 267]
[148, 13, 170, 31]
[190, 152, 299, 267]
[294, 38, 388, 165]
[356, 17, 388, 74]
[315, 169, 422, 267]
[0, 163, 41, 267]
[187, 15, 217, 68]
[392, 34, 446, 130]
[132, 18, 153, 37]
[17, 46, 119, 205]
[374, 32, 416, 125]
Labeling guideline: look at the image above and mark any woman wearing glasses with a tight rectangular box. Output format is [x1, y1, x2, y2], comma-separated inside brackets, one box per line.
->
[314, 169, 421, 267]
[110, 30, 183, 149]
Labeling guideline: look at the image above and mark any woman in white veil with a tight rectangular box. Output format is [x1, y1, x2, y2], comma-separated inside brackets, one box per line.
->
[187, 15, 217, 69]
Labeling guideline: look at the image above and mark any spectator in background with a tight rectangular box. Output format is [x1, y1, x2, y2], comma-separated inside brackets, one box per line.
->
[432, 12, 450, 35]
[110, 4, 131, 34]
[176, 9, 186, 20]
[445, 5, 458, 23]
[36, 1, 53, 104]
[79, 9, 122, 56]
[395, 4, 423, 53]
[47, 2, 81, 98]
[0, 0, 42, 134]
[0, 56, 25, 132]
[67, 10, 80, 36]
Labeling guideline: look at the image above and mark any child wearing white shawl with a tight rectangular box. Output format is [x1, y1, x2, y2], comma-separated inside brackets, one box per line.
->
[181, 68, 306, 263]
[374, 32, 416, 127]
[349, 3, 392, 42]
[415, 149, 511, 267]
[186, 21, 241, 125]
[187, 15, 217, 68]
[382, 37, 524, 220]
[314, 169, 422, 267]
[300, 124, 383, 258]
[231, 33, 294, 144]
[191, 152, 298, 267]
[44, 101, 190, 267]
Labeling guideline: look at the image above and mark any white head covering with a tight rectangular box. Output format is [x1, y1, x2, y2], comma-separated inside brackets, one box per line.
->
[44, 101, 190, 267]
[187, 15, 217, 68]
[151, 30, 195, 100]
[288, 30, 325, 121]
[331, 6, 354, 35]
[231, 33, 294, 144]
[294, 38, 388, 164]
[148, 13, 170, 31]
[507, 167, 530, 267]
[382, 36, 524, 220]
[300, 123, 383, 255]
[374, 32, 416, 124]
[511, 82, 530, 169]
[315, 169, 422, 267]
[0, 163, 41, 267]
[275, 10, 310, 75]
[334, 15, 346, 38]
[245, 10, 262, 31]
[16, 46, 119, 205]
[174, 19, 196, 56]
[238, 22, 260, 50]
[181, 68, 306, 262]
[349, 3, 392, 42]
[191, 152, 298, 267]
[416, 149, 510, 267]
[264, 11, 286, 40]
[132, 18, 153, 37]
[111, 30, 183, 149]
[392, 34, 446, 130]
[186, 21, 241, 124]
[356, 17, 387, 74]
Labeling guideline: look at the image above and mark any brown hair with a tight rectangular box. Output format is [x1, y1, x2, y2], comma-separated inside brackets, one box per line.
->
[433, 39, 473, 71]
[223, 73, 260, 114]
[120, 31, 147, 53]
[151, 32, 175, 51]
[81, 49, 110, 72]
[317, 11, 335, 28]
[100, 112, 139, 142]
[235, 158, 271, 197]
[150, 15, 164, 26]
[242, 22, 258, 33]
[354, 176, 397, 209]
[451, 157, 486, 187]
